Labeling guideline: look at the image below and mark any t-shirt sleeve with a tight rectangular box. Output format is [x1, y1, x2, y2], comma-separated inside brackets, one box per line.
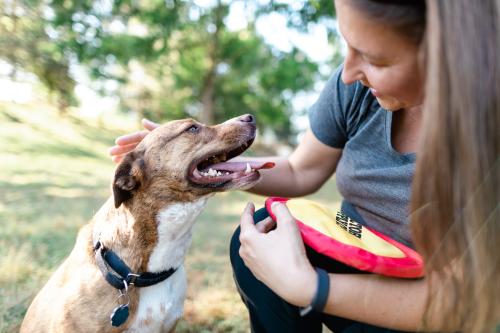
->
[308, 65, 368, 149]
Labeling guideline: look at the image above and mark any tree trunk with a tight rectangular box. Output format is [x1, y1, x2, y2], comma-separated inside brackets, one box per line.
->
[199, 0, 223, 125]
[200, 68, 216, 125]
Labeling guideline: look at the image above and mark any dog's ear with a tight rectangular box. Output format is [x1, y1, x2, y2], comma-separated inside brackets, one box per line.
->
[112, 152, 146, 208]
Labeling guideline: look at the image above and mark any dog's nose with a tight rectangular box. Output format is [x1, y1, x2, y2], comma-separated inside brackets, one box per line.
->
[238, 114, 255, 124]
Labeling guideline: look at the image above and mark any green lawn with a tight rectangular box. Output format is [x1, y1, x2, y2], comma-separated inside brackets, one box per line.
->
[0, 102, 341, 332]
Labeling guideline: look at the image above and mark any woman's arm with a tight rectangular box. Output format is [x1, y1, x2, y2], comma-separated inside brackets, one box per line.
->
[228, 129, 342, 197]
[323, 273, 429, 331]
[312, 271, 458, 332]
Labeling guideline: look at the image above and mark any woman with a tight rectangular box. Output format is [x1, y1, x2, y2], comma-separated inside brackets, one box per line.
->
[234, 1, 499, 331]
[233, 0, 428, 331]
[110, 0, 499, 331]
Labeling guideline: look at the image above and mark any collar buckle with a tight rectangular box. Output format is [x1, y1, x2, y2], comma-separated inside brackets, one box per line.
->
[127, 273, 140, 286]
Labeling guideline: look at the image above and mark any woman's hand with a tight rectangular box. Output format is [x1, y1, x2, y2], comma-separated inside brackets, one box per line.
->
[239, 202, 317, 307]
[108, 119, 160, 163]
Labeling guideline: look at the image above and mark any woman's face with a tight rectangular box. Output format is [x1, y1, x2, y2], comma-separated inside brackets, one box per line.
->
[335, 0, 424, 111]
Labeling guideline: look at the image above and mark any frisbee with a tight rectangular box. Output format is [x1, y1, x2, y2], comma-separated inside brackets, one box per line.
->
[264, 197, 424, 278]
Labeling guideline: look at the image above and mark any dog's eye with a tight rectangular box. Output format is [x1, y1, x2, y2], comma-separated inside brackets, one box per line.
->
[186, 124, 199, 133]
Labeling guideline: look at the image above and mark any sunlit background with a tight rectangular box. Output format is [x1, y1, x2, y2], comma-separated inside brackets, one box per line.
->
[0, 0, 343, 331]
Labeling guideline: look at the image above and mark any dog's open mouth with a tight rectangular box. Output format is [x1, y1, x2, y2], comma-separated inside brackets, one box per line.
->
[188, 138, 274, 188]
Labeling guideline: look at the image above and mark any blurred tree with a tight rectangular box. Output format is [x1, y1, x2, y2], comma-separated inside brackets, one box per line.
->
[0, 0, 338, 141]
[260, 0, 336, 31]
[0, 1, 76, 114]
[133, 1, 322, 139]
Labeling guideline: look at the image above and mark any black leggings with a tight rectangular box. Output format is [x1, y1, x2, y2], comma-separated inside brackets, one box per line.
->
[229, 224, 411, 333]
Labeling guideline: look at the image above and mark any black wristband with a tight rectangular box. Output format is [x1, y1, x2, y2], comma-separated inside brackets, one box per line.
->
[299, 267, 330, 317]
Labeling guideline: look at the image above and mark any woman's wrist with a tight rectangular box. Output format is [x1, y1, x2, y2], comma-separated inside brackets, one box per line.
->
[299, 267, 330, 316]
[283, 265, 317, 307]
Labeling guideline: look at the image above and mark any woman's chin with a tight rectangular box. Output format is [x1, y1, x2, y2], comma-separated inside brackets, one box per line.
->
[375, 97, 405, 111]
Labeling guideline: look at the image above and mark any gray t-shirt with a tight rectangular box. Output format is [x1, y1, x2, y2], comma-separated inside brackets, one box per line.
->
[309, 66, 416, 247]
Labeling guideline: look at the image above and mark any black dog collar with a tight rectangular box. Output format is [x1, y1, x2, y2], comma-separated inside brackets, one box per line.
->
[93, 240, 177, 290]
[93, 240, 178, 327]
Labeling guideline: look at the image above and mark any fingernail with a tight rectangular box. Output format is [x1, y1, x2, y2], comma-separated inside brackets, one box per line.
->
[271, 201, 282, 210]
[262, 217, 273, 223]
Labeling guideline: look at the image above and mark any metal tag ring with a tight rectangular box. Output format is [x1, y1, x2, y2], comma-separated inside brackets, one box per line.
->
[116, 280, 130, 307]
[116, 291, 130, 307]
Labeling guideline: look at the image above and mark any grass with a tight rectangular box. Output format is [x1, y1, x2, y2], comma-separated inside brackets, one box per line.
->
[0, 102, 341, 332]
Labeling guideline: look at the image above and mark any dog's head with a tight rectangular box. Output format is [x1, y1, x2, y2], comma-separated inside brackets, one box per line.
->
[112, 114, 273, 208]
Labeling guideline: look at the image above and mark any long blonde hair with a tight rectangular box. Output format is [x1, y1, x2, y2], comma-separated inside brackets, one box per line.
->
[411, 1, 500, 331]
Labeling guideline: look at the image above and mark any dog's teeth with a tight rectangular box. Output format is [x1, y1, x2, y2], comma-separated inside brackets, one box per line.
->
[202, 168, 224, 177]
[207, 168, 221, 177]
[245, 163, 251, 174]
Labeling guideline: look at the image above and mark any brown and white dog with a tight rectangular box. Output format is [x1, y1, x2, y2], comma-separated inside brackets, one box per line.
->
[21, 114, 273, 333]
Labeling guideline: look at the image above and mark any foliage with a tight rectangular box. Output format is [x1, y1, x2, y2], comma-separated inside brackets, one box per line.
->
[258, 0, 336, 32]
[0, 1, 338, 141]
[0, 1, 77, 113]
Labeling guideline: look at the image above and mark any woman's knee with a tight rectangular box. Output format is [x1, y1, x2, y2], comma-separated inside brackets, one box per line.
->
[230, 224, 282, 294]
[229, 226, 242, 270]
[229, 226, 251, 280]
[229, 226, 323, 332]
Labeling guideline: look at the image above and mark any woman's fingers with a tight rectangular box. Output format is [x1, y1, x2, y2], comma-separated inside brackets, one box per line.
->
[240, 203, 257, 235]
[114, 119, 158, 146]
[142, 118, 160, 131]
[270, 202, 306, 253]
[112, 155, 125, 163]
[109, 119, 159, 163]
[255, 217, 277, 233]
[115, 130, 149, 146]
[108, 143, 139, 156]
[270, 202, 296, 228]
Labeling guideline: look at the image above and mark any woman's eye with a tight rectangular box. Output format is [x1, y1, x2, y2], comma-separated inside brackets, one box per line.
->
[186, 125, 199, 133]
[369, 61, 388, 68]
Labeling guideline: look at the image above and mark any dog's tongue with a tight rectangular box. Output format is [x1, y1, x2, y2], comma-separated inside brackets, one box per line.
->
[204, 161, 275, 172]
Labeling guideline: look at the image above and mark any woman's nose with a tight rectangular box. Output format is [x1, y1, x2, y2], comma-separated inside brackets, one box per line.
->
[341, 48, 364, 85]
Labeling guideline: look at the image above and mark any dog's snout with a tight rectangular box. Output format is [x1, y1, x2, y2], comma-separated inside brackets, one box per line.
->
[237, 114, 255, 124]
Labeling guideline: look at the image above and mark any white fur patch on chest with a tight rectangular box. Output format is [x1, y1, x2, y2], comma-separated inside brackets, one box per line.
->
[127, 266, 187, 332]
[127, 197, 209, 332]
[149, 197, 209, 272]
